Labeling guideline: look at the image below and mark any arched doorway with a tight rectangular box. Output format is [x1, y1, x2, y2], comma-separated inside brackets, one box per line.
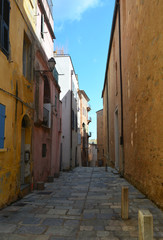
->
[20, 115, 31, 185]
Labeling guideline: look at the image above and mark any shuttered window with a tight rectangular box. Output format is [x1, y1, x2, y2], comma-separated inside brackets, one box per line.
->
[23, 33, 32, 82]
[41, 14, 44, 39]
[72, 109, 74, 130]
[0, 0, 10, 57]
[0, 104, 6, 148]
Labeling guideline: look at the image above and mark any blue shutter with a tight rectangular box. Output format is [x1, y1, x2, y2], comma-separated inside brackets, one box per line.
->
[0, 104, 6, 148]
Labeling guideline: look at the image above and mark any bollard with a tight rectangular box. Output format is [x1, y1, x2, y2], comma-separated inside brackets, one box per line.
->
[121, 186, 128, 219]
[138, 209, 153, 240]
[47, 176, 54, 182]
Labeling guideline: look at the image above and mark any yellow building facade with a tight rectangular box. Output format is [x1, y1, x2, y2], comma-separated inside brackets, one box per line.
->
[0, 0, 36, 208]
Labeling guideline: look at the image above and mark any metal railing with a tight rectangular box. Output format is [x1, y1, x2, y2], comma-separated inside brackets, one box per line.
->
[46, 0, 53, 17]
[53, 67, 58, 83]
[88, 117, 92, 123]
[43, 107, 49, 127]
[87, 104, 91, 111]
[88, 132, 92, 137]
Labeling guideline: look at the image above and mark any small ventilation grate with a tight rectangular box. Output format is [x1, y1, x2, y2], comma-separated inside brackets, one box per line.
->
[14, 202, 27, 206]
[37, 191, 52, 195]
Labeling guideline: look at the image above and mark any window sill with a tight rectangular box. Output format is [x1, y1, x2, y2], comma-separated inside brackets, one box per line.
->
[0, 148, 8, 152]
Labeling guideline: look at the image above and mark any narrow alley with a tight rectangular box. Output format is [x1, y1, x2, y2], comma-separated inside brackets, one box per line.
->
[0, 167, 162, 240]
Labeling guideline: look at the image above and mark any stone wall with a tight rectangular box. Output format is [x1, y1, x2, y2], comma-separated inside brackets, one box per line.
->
[103, 0, 163, 209]
[121, 0, 163, 209]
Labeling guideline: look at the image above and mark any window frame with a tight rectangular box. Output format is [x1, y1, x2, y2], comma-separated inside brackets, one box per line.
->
[41, 13, 44, 39]
[0, 0, 10, 58]
[22, 32, 32, 82]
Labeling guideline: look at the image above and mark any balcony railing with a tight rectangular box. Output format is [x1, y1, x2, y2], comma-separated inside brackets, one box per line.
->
[87, 117, 92, 124]
[42, 103, 51, 128]
[53, 67, 58, 83]
[87, 104, 91, 112]
[88, 132, 91, 138]
[43, 107, 49, 127]
[47, 0, 53, 17]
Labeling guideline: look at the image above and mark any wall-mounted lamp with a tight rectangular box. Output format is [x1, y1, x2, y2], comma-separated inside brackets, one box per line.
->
[35, 57, 56, 74]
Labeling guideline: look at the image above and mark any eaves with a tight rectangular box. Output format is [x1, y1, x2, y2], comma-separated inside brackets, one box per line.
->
[38, 0, 55, 39]
[102, 0, 119, 98]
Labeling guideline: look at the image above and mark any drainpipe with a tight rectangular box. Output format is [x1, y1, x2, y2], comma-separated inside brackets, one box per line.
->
[70, 70, 73, 169]
[117, 0, 124, 176]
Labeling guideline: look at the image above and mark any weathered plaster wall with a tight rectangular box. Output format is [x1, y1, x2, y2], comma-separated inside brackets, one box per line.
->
[0, 0, 34, 208]
[102, 86, 108, 165]
[33, 127, 51, 182]
[103, 0, 163, 209]
[97, 109, 104, 165]
[106, 12, 122, 170]
[121, 0, 163, 209]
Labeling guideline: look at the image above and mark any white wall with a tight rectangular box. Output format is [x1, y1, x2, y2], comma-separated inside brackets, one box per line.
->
[61, 91, 71, 170]
[54, 55, 79, 170]
[36, 2, 54, 59]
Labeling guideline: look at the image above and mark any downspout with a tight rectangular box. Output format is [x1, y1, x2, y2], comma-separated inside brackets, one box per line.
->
[117, 0, 124, 176]
[70, 70, 73, 169]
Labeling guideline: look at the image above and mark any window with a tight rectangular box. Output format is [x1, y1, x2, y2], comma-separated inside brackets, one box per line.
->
[59, 118, 61, 132]
[75, 114, 77, 132]
[23, 33, 32, 81]
[0, 104, 6, 148]
[0, 0, 10, 57]
[72, 109, 74, 130]
[55, 95, 57, 111]
[41, 14, 44, 38]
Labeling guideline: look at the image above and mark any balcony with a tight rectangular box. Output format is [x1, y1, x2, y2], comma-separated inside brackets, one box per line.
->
[87, 104, 91, 112]
[53, 67, 58, 83]
[47, 0, 53, 17]
[88, 132, 91, 138]
[42, 103, 51, 128]
[87, 117, 92, 124]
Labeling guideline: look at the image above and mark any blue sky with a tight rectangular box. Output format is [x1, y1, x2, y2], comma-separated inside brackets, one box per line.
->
[53, 0, 115, 139]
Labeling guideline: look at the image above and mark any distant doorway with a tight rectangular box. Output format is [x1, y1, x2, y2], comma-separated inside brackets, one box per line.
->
[114, 108, 119, 170]
[20, 115, 31, 185]
[75, 146, 77, 167]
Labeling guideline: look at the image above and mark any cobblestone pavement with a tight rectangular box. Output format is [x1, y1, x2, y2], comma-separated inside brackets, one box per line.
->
[0, 167, 163, 240]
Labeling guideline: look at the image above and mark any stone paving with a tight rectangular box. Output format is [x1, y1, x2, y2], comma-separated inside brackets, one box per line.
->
[0, 167, 162, 240]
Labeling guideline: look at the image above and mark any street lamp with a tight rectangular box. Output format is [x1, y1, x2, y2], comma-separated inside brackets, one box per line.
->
[48, 57, 56, 71]
[35, 57, 56, 73]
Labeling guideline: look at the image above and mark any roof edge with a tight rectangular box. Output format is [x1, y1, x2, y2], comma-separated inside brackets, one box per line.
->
[102, 0, 119, 98]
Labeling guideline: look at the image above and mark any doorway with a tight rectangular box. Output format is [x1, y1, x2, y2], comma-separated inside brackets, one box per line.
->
[20, 115, 31, 186]
[114, 108, 119, 170]
[20, 127, 25, 184]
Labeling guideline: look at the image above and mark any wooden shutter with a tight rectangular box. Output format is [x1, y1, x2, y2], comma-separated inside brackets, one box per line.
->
[41, 14, 44, 38]
[0, 104, 6, 148]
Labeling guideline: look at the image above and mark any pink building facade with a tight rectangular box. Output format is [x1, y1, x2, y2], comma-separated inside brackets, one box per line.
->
[33, 0, 61, 185]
